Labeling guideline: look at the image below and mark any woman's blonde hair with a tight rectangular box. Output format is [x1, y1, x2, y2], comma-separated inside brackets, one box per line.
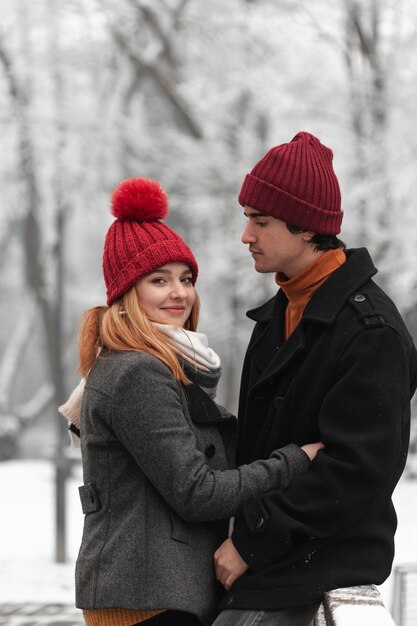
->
[79, 284, 200, 384]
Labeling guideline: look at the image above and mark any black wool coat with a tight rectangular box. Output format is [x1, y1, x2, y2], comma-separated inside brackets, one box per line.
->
[220, 248, 417, 612]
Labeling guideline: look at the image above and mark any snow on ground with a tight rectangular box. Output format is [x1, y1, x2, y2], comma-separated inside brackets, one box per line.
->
[0, 459, 83, 604]
[0, 459, 416, 610]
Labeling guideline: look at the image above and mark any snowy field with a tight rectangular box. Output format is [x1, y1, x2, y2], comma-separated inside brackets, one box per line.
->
[0, 459, 416, 611]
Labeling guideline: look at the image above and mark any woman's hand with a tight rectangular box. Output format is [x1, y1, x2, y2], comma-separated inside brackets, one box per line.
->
[301, 441, 324, 461]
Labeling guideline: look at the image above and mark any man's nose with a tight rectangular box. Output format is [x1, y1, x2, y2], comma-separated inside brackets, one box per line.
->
[242, 223, 256, 244]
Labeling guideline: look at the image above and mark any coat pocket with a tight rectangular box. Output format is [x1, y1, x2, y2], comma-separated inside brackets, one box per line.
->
[78, 482, 101, 514]
[168, 509, 189, 544]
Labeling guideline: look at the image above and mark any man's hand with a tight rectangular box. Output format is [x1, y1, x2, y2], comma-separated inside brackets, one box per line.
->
[214, 538, 249, 590]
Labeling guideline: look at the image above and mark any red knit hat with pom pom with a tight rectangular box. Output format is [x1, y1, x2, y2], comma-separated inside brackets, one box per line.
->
[103, 178, 198, 305]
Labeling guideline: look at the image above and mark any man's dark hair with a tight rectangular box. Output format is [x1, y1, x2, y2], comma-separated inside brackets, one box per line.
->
[286, 223, 346, 252]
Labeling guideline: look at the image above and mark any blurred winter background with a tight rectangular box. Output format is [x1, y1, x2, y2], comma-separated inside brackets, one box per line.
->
[0, 0, 417, 622]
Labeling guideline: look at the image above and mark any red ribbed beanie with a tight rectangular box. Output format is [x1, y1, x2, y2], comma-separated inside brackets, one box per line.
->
[103, 178, 198, 305]
[238, 132, 343, 235]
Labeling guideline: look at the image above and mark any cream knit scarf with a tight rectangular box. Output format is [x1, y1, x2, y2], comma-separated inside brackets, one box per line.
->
[153, 323, 221, 372]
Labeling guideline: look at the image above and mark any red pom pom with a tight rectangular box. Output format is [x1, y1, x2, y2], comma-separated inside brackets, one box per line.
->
[110, 178, 168, 221]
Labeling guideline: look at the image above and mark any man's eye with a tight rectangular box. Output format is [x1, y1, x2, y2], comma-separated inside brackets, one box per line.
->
[256, 221, 267, 227]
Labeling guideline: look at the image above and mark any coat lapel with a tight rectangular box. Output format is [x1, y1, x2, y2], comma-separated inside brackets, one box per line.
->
[246, 288, 306, 390]
[183, 382, 229, 425]
[252, 323, 306, 391]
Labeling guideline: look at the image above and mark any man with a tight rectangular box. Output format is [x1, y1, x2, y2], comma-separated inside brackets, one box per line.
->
[213, 132, 417, 626]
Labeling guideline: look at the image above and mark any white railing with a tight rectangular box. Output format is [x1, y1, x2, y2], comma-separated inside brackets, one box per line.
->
[312, 585, 396, 626]
[391, 563, 417, 626]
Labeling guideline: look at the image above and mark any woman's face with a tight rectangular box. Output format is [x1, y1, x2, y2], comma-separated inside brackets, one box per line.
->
[135, 262, 196, 327]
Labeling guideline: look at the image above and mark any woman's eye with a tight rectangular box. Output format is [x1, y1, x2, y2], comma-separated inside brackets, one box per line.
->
[152, 278, 166, 285]
[181, 277, 193, 284]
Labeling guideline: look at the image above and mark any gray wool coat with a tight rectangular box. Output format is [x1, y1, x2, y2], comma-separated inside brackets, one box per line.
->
[75, 349, 309, 624]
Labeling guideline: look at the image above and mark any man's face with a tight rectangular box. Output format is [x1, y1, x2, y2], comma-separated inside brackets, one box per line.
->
[241, 207, 314, 278]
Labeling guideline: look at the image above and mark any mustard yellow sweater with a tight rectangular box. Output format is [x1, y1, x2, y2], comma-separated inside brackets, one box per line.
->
[83, 608, 165, 625]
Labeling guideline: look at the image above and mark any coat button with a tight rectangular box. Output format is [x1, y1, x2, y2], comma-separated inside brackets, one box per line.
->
[273, 396, 284, 409]
[205, 444, 216, 458]
[254, 515, 265, 531]
[353, 293, 366, 302]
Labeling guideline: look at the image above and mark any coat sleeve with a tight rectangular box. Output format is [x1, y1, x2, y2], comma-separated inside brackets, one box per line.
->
[109, 354, 310, 522]
[232, 325, 416, 570]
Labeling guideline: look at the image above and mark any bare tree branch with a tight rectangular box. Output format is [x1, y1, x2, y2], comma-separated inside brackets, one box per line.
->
[110, 24, 203, 139]
[0, 33, 22, 102]
[349, 1, 374, 59]
[127, 0, 176, 67]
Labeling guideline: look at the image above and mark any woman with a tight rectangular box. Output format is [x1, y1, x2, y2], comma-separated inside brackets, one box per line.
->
[65, 178, 323, 626]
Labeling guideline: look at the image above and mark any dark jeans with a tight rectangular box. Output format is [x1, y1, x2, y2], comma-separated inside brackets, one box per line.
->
[133, 610, 203, 626]
[210, 604, 320, 626]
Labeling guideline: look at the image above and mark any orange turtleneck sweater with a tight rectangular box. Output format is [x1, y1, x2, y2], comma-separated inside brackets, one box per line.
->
[275, 248, 346, 339]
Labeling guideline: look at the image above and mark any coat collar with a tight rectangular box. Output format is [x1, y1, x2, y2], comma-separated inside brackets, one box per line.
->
[246, 248, 377, 327]
[245, 249, 378, 390]
[183, 382, 233, 425]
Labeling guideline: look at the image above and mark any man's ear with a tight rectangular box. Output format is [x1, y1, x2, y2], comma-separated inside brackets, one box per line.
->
[301, 231, 316, 243]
